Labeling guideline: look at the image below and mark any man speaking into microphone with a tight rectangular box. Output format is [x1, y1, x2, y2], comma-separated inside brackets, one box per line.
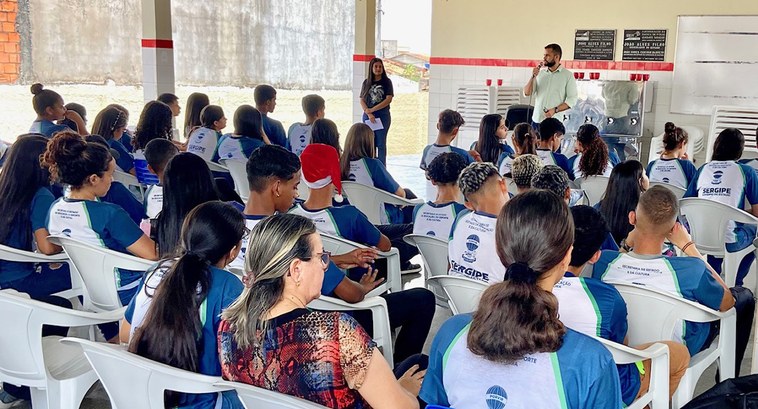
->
[523, 43, 578, 127]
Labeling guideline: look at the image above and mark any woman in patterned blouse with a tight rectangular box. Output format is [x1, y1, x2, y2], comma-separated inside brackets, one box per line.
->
[218, 213, 423, 409]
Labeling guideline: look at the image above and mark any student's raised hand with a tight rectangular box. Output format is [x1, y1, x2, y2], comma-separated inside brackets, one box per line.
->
[667, 222, 693, 250]
[64, 110, 83, 122]
[359, 266, 385, 295]
[680, 151, 689, 160]
[398, 364, 426, 397]
[334, 248, 379, 269]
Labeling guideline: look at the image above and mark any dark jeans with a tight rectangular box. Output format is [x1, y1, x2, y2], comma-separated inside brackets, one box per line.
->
[353, 288, 436, 364]
[363, 110, 391, 165]
[376, 223, 419, 267]
[703, 286, 755, 378]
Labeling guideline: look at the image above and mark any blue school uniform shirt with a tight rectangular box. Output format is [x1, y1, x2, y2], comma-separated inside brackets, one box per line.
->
[288, 203, 381, 248]
[46, 198, 146, 300]
[187, 127, 221, 162]
[0, 187, 55, 284]
[537, 148, 574, 179]
[412, 201, 466, 239]
[420, 143, 475, 170]
[592, 250, 725, 356]
[121, 131, 134, 153]
[287, 123, 313, 156]
[262, 115, 288, 149]
[101, 181, 147, 225]
[346, 157, 403, 224]
[739, 158, 758, 175]
[448, 210, 505, 284]
[646, 158, 697, 190]
[108, 138, 135, 173]
[553, 274, 640, 405]
[212, 134, 265, 162]
[125, 264, 244, 409]
[420, 314, 623, 409]
[29, 120, 71, 138]
[568, 151, 621, 179]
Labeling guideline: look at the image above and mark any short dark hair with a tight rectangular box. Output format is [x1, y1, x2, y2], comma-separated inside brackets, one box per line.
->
[144, 138, 179, 174]
[427, 152, 468, 185]
[254, 85, 277, 106]
[246, 145, 301, 193]
[637, 185, 678, 234]
[438, 109, 465, 133]
[545, 43, 562, 59]
[302, 94, 325, 117]
[570, 206, 610, 267]
[539, 118, 565, 141]
[711, 128, 745, 161]
[532, 165, 570, 198]
[157, 93, 178, 105]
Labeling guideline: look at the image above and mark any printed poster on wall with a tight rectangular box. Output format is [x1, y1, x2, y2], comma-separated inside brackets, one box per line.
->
[622, 30, 667, 61]
[574, 29, 616, 60]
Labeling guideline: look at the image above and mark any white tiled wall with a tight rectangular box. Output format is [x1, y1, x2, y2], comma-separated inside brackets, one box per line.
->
[427, 64, 711, 160]
[142, 48, 176, 103]
[352, 61, 370, 123]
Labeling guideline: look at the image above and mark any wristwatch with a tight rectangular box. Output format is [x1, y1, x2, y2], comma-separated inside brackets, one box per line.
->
[553, 106, 560, 113]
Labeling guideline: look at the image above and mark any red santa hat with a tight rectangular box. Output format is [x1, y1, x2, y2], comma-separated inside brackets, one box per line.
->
[300, 143, 343, 202]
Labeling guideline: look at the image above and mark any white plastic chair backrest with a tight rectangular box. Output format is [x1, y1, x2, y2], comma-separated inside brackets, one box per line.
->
[113, 170, 141, 190]
[504, 177, 517, 195]
[205, 159, 230, 174]
[216, 380, 327, 409]
[426, 276, 487, 314]
[576, 176, 610, 206]
[647, 126, 702, 164]
[0, 290, 50, 388]
[649, 182, 686, 200]
[220, 159, 249, 201]
[297, 182, 310, 201]
[48, 236, 154, 311]
[341, 181, 419, 225]
[320, 233, 400, 293]
[0, 243, 68, 264]
[679, 198, 758, 256]
[402, 234, 448, 279]
[60, 337, 230, 409]
[611, 282, 726, 346]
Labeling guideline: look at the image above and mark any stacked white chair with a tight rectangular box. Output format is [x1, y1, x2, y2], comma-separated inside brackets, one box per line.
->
[60, 337, 232, 409]
[341, 181, 424, 225]
[0, 290, 123, 409]
[220, 158, 249, 201]
[215, 380, 328, 408]
[403, 234, 450, 307]
[612, 283, 736, 408]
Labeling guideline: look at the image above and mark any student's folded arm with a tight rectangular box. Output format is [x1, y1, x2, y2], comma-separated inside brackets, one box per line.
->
[332, 276, 366, 303]
[127, 235, 159, 260]
[719, 287, 736, 312]
[750, 204, 758, 218]
[34, 228, 62, 255]
[377, 234, 392, 252]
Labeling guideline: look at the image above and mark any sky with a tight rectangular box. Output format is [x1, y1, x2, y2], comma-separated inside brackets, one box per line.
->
[379, 0, 432, 55]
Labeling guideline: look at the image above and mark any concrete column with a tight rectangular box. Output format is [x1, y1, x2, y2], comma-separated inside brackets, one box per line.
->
[352, 0, 376, 123]
[141, 0, 175, 103]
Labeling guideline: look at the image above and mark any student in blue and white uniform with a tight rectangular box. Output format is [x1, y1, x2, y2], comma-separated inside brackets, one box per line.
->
[91, 106, 134, 174]
[28, 83, 86, 138]
[497, 122, 535, 176]
[449, 162, 509, 284]
[421, 190, 622, 409]
[42, 132, 158, 306]
[685, 128, 758, 285]
[288, 94, 325, 156]
[738, 127, 758, 173]
[594, 186, 754, 375]
[510, 154, 543, 195]
[537, 118, 573, 178]
[554, 205, 689, 404]
[420, 109, 475, 170]
[311, 118, 342, 156]
[121, 201, 244, 409]
[413, 152, 467, 238]
[182, 92, 209, 140]
[568, 123, 620, 179]
[647, 122, 697, 189]
[132, 101, 175, 186]
[254, 84, 289, 149]
[187, 105, 226, 162]
[471, 113, 514, 168]
[143, 138, 179, 220]
[212, 105, 267, 162]
[340, 123, 415, 224]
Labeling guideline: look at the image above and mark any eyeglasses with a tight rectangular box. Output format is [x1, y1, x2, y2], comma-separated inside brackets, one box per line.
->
[314, 251, 331, 266]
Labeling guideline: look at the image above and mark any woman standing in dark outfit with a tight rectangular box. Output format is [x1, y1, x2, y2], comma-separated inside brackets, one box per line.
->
[360, 58, 394, 165]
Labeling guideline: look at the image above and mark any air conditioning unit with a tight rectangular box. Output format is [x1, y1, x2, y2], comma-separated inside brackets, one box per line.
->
[455, 86, 521, 149]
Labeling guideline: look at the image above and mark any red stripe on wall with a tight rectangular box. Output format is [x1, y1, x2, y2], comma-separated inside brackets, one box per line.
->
[141, 39, 174, 49]
[429, 57, 674, 71]
[353, 54, 376, 62]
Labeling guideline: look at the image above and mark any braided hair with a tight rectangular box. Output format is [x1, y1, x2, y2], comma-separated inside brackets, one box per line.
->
[458, 162, 500, 201]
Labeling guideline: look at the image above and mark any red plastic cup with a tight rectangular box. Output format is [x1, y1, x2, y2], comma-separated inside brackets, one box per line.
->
[497, 79, 503, 86]
[574, 72, 579, 79]
[637, 73, 644, 81]
[486, 79, 492, 86]
[591, 72, 599, 80]
[578, 72, 585, 79]
[629, 73, 636, 81]
[643, 74, 650, 81]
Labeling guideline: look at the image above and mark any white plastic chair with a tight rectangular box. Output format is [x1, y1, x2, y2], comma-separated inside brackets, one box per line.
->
[215, 380, 327, 409]
[575, 176, 610, 206]
[60, 337, 233, 409]
[205, 159, 230, 174]
[321, 233, 401, 294]
[426, 275, 487, 315]
[48, 236, 155, 312]
[308, 293, 393, 367]
[593, 337, 670, 409]
[0, 290, 124, 409]
[0, 244, 84, 301]
[341, 181, 424, 225]
[403, 234, 450, 307]
[650, 181, 687, 200]
[611, 282, 736, 408]
[504, 177, 518, 195]
[113, 169, 144, 201]
[297, 182, 310, 201]
[679, 198, 758, 291]
[220, 158, 249, 202]
[647, 126, 703, 165]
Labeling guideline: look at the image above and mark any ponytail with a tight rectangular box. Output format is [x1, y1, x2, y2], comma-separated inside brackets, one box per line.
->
[662, 122, 688, 152]
[513, 123, 537, 155]
[577, 124, 609, 177]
